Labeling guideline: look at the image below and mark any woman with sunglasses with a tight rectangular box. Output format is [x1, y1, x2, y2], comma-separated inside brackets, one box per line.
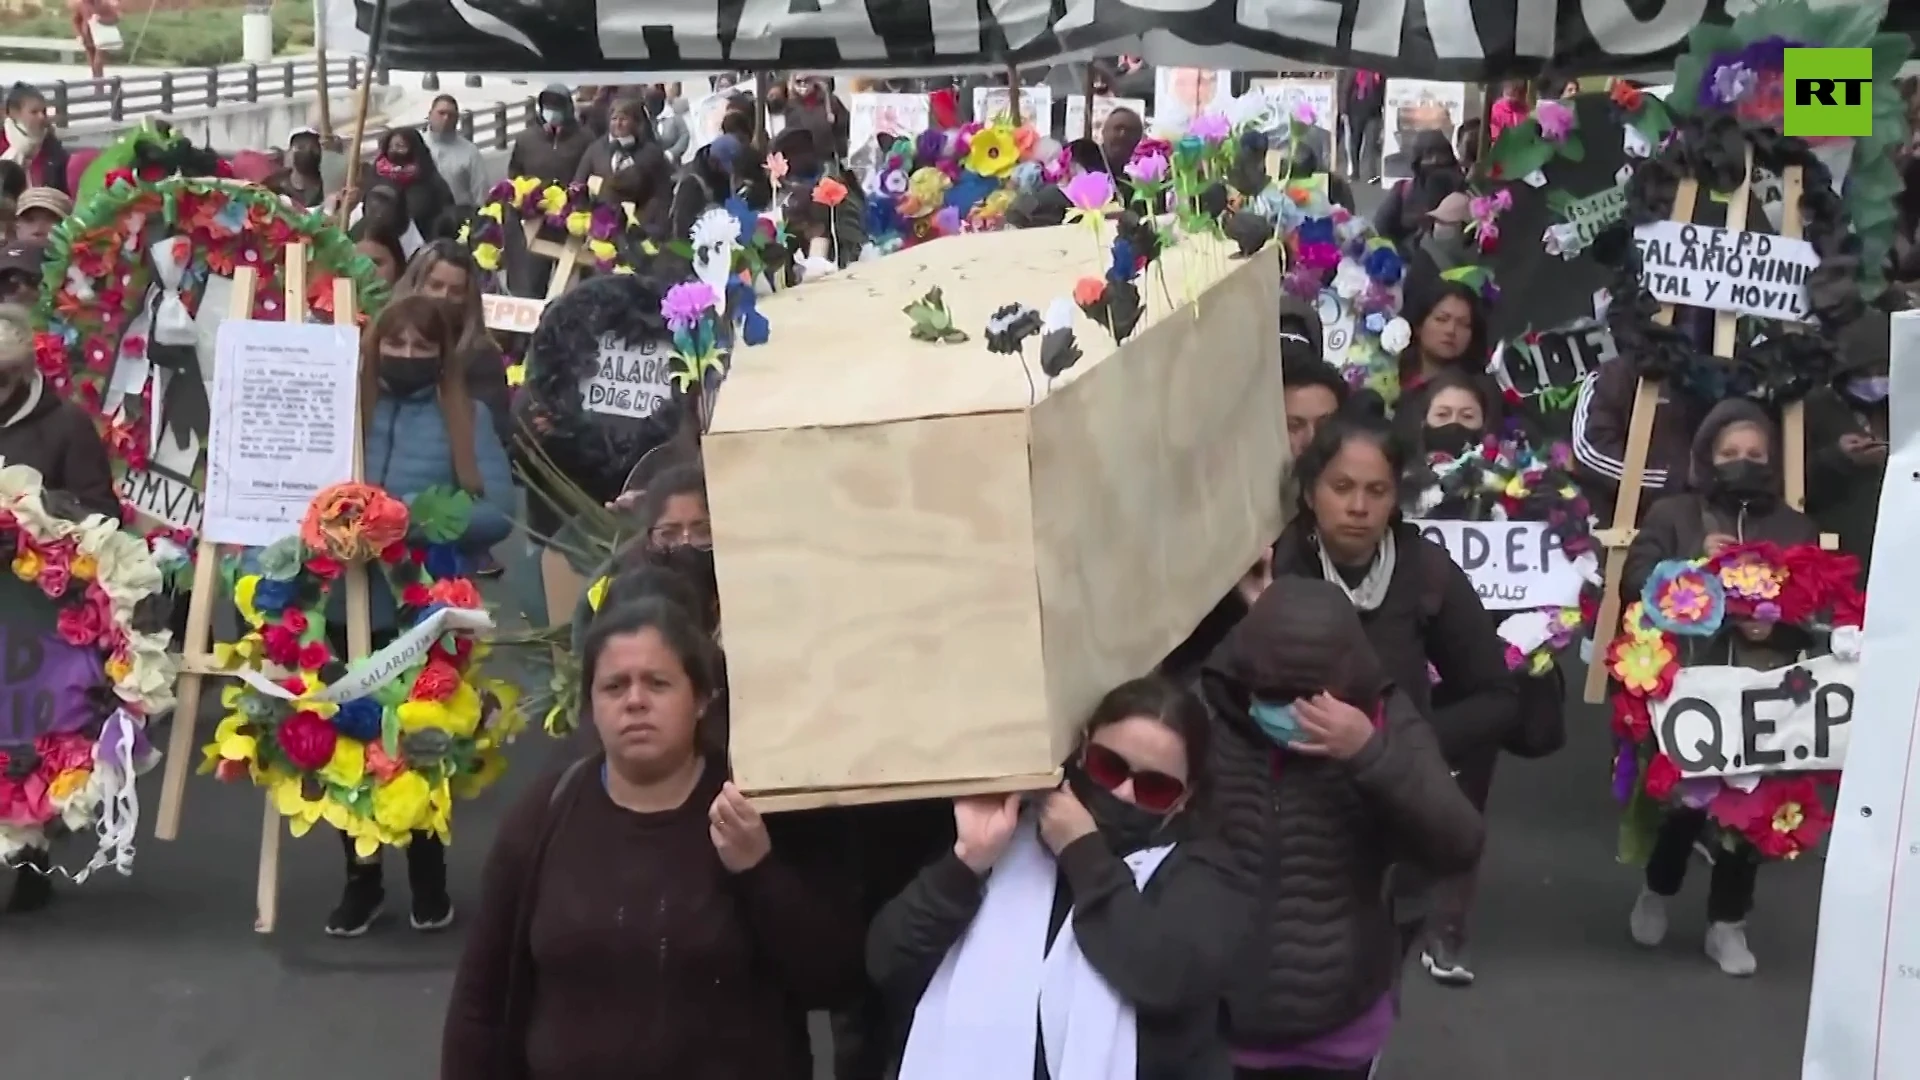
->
[868, 676, 1244, 1080]
[1201, 576, 1482, 1079]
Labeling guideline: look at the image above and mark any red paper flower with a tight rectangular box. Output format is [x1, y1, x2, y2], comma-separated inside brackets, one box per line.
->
[429, 635, 474, 665]
[1709, 775, 1832, 860]
[215, 758, 249, 782]
[306, 555, 343, 581]
[411, 659, 461, 702]
[260, 624, 300, 667]
[1610, 80, 1644, 111]
[380, 541, 409, 565]
[297, 641, 330, 671]
[278, 675, 308, 696]
[428, 578, 483, 610]
[1642, 753, 1680, 801]
[1611, 692, 1652, 743]
[283, 608, 309, 635]
[1073, 277, 1105, 307]
[55, 601, 106, 647]
[276, 710, 338, 772]
[1778, 544, 1860, 626]
[401, 583, 433, 609]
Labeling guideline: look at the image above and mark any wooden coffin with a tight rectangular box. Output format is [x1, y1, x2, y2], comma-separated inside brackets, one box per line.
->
[703, 225, 1288, 808]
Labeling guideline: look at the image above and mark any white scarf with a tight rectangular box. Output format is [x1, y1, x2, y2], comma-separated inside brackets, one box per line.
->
[898, 820, 1176, 1080]
[2, 117, 43, 165]
[1, 371, 43, 428]
[1317, 527, 1396, 612]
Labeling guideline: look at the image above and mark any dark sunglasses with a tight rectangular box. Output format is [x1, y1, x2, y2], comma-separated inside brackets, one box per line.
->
[1081, 743, 1187, 813]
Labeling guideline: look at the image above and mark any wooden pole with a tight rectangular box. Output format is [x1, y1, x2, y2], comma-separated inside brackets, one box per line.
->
[1007, 64, 1021, 127]
[313, 7, 334, 139]
[1082, 63, 1096, 141]
[334, 0, 391, 227]
[753, 72, 770, 150]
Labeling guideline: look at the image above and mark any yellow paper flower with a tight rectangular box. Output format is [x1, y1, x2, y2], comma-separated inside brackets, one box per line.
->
[320, 737, 366, 788]
[452, 749, 508, 800]
[1621, 601, 1662, 642]
[271, 776, 333, 838]
[587, 575, 610, 612]
[964, 127, 1020, 178]
[587, 239, 617, 262]
[1773, 801, 1805, 833]
[509, 176, 542, 202]
[234, 574, 263, 627]
[1719, 561, 1782, 601]
[456, 223, 471, 244]
[505, 362, 526, 387]
[11, 547, 41, 582]
[372, 771, 431, 834]
[105, 654, 131, 683]
[70, 553, 96, 581]
[1610, 635, 1677, 696]
[48, 768, 90, 803]
[566, 209, 593, 237]
[473, 243, 502, 272]
[538, 185, 568, 216]
[478, 201, 504, 222]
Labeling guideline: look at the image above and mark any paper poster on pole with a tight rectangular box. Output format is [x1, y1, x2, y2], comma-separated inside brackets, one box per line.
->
[201, 319, 359, 547]
[1152, 67, 1230, 132]
[1412, 519, 1588, 610]
[1805, 310, 1920, 1080]
[481, 294, 546, 335]
[581, 332, 672, 420]
[1246, 77, 1338, 134]
[1630, 220, 1819, 322]
[1649, 655, 1856, 778]
[1062, 95, 1148, 141]
[848, 93, 930, 159]
[973, 86, 1051, 133]
[1381, 80, 1468, 179]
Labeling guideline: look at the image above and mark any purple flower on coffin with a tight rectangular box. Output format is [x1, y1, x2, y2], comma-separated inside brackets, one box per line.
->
[589, 203, 621, 242]
[1189, 113, 1230, 143]
[663, 281, 718, 333]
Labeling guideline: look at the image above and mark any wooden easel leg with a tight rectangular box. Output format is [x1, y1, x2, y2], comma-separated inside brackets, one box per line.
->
[153, 540, 221, 840]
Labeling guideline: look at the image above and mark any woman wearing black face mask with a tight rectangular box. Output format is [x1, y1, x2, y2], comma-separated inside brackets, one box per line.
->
[1619, 399, 1819, 978]
[322, 295, 517, 939]
[1805, 309, 1893, 587]
[870, 676, 1244, 1080]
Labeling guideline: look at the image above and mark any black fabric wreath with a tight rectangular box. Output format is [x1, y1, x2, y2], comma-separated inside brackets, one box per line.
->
[520, 271, 688, 507]
[1600, 112, 1865, 405]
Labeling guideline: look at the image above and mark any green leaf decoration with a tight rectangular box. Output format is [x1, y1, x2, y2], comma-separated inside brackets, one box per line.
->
[1556, 133, 1586, 164]
[1488, 124, 1555, 182]
[381, 706, 400, 759]
[409, 486, 475, 545]
[1545, 189, 1577, 217]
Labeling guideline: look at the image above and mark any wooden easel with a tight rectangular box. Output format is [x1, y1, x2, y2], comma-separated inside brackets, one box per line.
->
[1582, 152, 1833, 703]
[150, 245, 373, 933]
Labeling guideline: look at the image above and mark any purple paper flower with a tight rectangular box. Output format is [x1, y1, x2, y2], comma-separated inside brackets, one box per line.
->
[1064, 170, 1115, 210]
[1282, 266, 1322, 300]
[663, 281, 717, 332]
[1676, 777, 1723, 810]
[1188, 112, 1230, 143]
[1290, 100, 1318, 127]
[1125, 152, 1169, 185]
[589, 203, 621, 241]
[1612, 743, 1638, 805]
[1534, 99, 1574, 141]
[933, 207, 961, 235]
[914, 130, 946, 168]
[1710, 62, 1758, 107]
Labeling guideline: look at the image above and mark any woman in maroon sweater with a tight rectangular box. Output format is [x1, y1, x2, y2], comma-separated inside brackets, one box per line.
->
[441, 599, 864, 1080]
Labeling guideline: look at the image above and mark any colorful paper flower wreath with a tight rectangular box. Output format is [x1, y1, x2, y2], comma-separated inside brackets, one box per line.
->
[0, 463, 174, 871]
[463, 176, 632, 277]
[1608, 541, 1862, 863]
[1641, 560, 1726, 636]
[203, 485, 523, 854]
[31, 177, 388, 549]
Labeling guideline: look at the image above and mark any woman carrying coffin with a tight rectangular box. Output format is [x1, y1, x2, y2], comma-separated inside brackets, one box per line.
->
[869, 676, 1244, 1080]
[1260, 408, 1517, 989]
[1397, 369, 1582, 986]
[1619, 400, 1819, 977]
[442, 599, 864, 1080]
[1200, 576, 1483, 1078]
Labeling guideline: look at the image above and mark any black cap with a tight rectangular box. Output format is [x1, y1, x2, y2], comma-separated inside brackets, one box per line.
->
[0, 241, 43, 275]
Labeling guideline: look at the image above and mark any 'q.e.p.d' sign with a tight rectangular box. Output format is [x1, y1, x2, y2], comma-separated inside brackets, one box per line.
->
[1651, 655, 1855, 778]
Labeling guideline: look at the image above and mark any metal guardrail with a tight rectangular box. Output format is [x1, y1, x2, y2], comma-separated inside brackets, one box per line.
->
[359, 95, 539, 155]
[45, 55, 366, 127]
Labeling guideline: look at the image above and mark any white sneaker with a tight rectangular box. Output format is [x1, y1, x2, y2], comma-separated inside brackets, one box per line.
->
[1629, 888, 1668, 946]
[1705, 921, 1757, 976]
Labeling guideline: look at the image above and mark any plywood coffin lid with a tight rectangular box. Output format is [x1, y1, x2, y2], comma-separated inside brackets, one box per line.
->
[704, 225, 1246, 436]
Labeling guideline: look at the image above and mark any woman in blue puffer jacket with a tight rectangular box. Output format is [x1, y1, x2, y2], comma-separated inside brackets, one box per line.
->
[324, 292, 516, 939]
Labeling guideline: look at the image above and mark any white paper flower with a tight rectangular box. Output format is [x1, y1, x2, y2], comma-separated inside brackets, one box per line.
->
[1622, 125, 1652, 158]
[1522, 169, 1549, 188]
[1831, 625, 1863, 662]
[689, 207, 741, 297]
[1332, 259, 1369, 300]
[1379, 317, 1412, 355]
[1615, 163, 1635, 186]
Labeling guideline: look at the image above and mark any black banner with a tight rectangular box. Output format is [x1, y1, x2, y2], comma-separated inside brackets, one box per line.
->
[357, 0, 1834, 80]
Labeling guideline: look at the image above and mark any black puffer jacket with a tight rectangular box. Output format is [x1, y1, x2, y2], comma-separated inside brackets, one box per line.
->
[1199, 578, 1483, 1048]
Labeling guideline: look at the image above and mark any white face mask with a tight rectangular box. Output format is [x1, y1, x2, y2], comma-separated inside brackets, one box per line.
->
[541, 108, 565, 127]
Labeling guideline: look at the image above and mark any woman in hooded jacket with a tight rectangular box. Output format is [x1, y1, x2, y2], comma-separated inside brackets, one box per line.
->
[1201, 576, 1484, 1078]
[1373, 130, 1464, 252]
[364, 127, 457, 242]
[1265, 407, 1518, 987]
[1619, 398, 1819, 978]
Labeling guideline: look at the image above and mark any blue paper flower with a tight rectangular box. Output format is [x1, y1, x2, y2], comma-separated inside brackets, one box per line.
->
[1175, 135, 1205, 160]
[423, 543, 463, 581]
[1362, 245, 1404, 285]
[1108, 237, 1138, 283]
[333, 697, 383, 742]
[945, 170, 999, 215]
[726, 277, 769, 346]
[722, 196, 758, 244]
[1296, 217, 1335, 246]
[1641, 560, 1726, 637]
[252, 578, 299, 614]
[1362, 311, 1388, 336]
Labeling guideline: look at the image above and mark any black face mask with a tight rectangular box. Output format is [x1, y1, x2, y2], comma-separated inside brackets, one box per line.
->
[1422, 423, 1479, 456]
[291, 148, 321, 172]
[380, 354, 440, 396]
[1709, 459, 1776, 508]
[386, 148, 412, 165]
[1064, 761, 1171, 854]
